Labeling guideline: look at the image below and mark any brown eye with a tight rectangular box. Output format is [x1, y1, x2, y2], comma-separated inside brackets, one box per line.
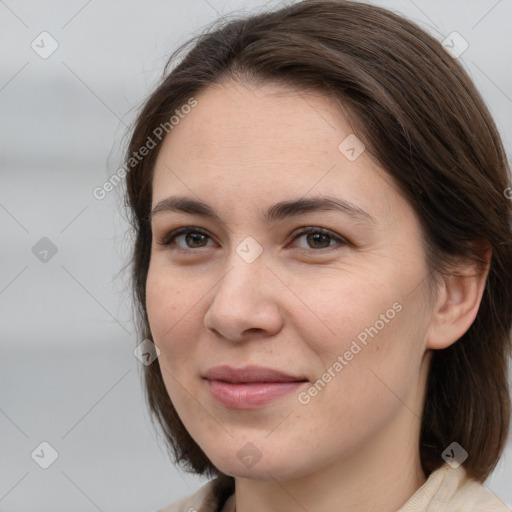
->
[183, 232, 209, 248]
[291, 227, 348, 251]
[159, 227, 213, 249]
[305, 232, 331, 249]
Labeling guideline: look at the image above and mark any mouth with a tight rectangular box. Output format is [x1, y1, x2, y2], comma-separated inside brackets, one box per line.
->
[203, 364, 307, 383]
[202, 365, 309, 409]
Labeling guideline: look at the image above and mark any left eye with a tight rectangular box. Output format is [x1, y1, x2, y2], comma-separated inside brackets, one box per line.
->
[291, 227, 348, 250]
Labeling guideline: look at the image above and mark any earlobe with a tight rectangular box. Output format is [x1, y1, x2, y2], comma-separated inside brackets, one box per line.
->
[425, 243, 491, 351]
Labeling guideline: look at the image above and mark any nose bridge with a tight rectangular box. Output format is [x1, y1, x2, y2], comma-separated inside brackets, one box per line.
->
[204, 243, 284, 339]
[215, 243, 269, 305]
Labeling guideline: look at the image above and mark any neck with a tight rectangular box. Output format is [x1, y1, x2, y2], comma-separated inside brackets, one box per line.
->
[232, 417, 426, 512]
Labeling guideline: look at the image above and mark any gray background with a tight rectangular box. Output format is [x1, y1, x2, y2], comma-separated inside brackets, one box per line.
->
[1, 0, 511, 510]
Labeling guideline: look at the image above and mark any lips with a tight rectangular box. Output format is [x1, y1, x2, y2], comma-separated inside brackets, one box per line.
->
[203, 365, 307, 384]
[203, 365, 308, 409]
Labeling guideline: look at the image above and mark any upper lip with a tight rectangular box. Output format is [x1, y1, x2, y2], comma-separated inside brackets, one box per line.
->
[203, 365, 307, 383]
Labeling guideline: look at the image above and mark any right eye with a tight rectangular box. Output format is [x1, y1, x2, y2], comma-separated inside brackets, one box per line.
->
[157, 226, 215, 250]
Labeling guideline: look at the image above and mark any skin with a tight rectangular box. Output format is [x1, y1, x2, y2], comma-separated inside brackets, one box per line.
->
[145, 81, 490, 512]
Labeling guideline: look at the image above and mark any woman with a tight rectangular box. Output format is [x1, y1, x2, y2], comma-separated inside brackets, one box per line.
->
[123, 0, 512, 510]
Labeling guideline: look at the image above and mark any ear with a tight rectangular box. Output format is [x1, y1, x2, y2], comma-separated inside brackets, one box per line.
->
[425, 241, 491, 350]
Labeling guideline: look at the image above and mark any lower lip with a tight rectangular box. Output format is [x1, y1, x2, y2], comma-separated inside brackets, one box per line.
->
[205, 379, 307, 409]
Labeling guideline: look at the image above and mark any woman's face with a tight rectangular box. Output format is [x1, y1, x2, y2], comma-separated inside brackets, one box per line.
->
[146, 81, 435, 481]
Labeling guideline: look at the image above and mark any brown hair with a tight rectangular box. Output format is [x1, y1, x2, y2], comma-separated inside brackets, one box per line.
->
[123, 0, 512, 482]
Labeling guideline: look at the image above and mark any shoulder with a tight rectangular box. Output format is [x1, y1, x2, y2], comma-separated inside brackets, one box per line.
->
[399, 463, 511, 512]
[155, 475, 235, 512]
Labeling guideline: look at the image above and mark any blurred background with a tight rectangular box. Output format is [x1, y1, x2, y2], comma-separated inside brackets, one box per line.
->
[1, 0, 511, 510]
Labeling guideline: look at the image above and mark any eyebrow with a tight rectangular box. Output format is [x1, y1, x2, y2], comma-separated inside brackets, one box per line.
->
[150, 195, 375, 225]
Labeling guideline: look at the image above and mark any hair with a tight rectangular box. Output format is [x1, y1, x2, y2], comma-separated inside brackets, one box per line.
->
[123, 0, 512, 483]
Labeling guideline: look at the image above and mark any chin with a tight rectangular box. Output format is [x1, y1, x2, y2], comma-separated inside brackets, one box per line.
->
[208, 449, 307, 482]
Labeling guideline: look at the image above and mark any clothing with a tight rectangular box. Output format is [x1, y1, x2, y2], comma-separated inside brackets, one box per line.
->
[156, 462, 511, 512]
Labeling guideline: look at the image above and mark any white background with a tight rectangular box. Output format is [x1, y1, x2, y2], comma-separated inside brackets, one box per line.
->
[1, 0, 511, 510]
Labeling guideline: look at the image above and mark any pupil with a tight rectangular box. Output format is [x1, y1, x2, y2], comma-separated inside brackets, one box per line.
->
[187, 233, 206, 247]
[308, 233, 329, 248]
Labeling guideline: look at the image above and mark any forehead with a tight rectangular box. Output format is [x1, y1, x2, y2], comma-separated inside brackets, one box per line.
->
[160, 81, 346, 161]
[151, 81, 398, 221]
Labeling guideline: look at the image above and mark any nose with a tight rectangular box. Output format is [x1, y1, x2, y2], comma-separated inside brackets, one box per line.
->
[203, 256, 284, 342]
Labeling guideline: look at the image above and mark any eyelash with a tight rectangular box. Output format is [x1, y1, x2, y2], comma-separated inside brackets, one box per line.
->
[157, 226, 349, 253]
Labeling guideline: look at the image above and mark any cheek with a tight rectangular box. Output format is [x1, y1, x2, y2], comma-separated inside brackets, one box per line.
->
[294, 270, 424, 394]
[294, 272, 400, 350]
[145, 265, 200, 358]
[145, 267, 205, 410]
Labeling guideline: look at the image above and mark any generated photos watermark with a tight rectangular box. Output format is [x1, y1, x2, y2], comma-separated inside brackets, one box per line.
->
[298, 301, 403, 405]
[93, 97, 198, 200]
